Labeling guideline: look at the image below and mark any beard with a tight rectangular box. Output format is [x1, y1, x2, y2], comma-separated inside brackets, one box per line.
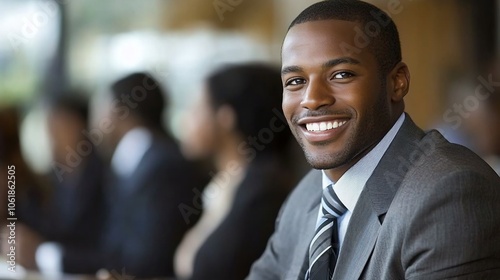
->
[298, 118, 374, 170]
[292, 91, 391, 171]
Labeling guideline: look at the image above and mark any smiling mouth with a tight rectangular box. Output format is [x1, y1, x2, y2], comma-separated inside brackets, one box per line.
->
[305, 120, 348, 132]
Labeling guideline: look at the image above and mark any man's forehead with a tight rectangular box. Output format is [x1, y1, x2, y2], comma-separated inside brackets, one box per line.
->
[282, 19, 360, 53]
[281, 19, 378, 69]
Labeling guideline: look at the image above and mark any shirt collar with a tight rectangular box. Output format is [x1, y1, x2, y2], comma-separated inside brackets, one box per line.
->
[111, 127, 153, 178]
[322, 113, 405, 212]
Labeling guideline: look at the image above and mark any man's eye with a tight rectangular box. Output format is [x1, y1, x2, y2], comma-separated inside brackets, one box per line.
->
[286, 78, 306, 86]
[333, 72, 354, 79]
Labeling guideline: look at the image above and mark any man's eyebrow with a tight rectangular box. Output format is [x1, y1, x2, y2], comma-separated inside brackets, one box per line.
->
[281, 65, 303, 75]
[281, 57, 361, 75]
[322, 57, 360, 68]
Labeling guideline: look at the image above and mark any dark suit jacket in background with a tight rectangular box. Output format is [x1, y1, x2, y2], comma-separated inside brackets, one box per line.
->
[190, 154, 296, 280]
[44, 151, 106, 274]
[17, 149, 106, 275]
[91, 135, 207, 278]
[248, 114, 500, 280]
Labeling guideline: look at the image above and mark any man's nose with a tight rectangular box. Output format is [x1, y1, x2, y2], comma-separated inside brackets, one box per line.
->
[300, 79, 335, 110]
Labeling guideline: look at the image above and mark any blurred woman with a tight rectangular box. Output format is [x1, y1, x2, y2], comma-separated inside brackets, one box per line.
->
[175, 63, 299, 280]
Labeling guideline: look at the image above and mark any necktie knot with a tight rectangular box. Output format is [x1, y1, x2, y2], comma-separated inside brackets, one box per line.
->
[321, 184, 348, 219]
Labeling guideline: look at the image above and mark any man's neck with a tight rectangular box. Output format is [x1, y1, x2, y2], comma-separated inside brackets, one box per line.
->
[325, 112, 405, 182]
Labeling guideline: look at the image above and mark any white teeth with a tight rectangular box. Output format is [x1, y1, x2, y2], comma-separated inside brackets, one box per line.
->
[305, 120, 347, 132]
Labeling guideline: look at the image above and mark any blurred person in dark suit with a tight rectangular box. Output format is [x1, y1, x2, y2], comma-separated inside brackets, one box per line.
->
[174, 63, 297, 280]
[34, 73, 208, 278]
[98, 72, 208, 278]
[34, 94, 105, 274]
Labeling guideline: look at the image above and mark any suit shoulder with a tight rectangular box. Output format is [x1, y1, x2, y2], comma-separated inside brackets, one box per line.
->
[409, 132, 498, 184]
[381, 130, 499, 208]
[391, 134, 500, 207]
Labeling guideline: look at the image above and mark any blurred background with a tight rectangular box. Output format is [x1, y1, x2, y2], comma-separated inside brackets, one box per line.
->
[0, 0, 499, 279]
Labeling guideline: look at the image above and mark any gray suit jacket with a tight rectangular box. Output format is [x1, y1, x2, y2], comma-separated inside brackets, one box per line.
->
[248, 114, 500, 280]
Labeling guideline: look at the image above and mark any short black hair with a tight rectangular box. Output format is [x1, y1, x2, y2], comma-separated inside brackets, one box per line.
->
[289, 0, 402, 74]
[111, 72, 166, 129]
[206, 63, 291, 151]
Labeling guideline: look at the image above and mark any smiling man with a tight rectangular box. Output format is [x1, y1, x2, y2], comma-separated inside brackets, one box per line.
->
[247, 1, 500, 280]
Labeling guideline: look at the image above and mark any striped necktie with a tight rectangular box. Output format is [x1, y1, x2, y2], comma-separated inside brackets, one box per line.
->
[306, 184, 348, 280]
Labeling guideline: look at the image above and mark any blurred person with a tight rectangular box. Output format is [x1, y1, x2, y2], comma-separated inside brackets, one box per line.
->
[34, 94, 106, 274]
[174, 63, 297, 280]
[97, 72, 208, 278]
[248, 1, 500, 279]
[33, 73, 208, 278]
[463, 60, 500, 174]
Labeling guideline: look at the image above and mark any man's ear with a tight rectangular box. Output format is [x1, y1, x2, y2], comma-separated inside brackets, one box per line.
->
[389, 62, 410, 102]
[215, 105, 237, 132]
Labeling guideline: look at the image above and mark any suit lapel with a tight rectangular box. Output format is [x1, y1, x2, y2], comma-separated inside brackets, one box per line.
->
[364, 114, 425, 217]
[333, 114, 426, 280]
[332, 190, 381, 280]
[293, 170, 323, 279]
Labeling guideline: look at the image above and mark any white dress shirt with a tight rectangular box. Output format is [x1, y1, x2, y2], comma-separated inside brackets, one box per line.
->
[320, 114, 405, 249]
[174, 166, 246, 278]
[111, 127, 153, 178]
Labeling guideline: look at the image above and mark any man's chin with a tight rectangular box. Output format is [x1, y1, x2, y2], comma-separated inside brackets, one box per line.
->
[305, 154, 347, 171]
